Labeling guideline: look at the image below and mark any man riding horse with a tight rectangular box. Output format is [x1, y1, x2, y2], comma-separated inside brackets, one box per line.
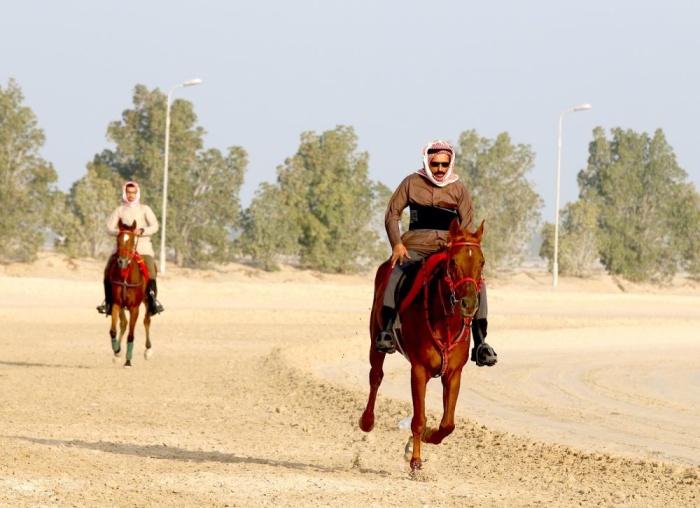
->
[97, 181, 164, 317]
[375, 140, 497, 367]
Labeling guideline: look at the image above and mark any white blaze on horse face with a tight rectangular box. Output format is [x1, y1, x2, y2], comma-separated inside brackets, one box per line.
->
[122, 233, 130, 244]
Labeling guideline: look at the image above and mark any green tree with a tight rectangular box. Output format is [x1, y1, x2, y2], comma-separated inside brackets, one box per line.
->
[237, 182, 301, 271]
[168, 147, 246, 267]
[666, 182, 700, 278]
[578, 127, 695, 282]
[454, 130, 543, 272]
[90, 84, 244, 268]
[276, 125, 385, 273]
[370, 180, 394, 260]
[0, 79, 60, 262]
[540, 200, 600, 277]
[54, 165, 121, 258]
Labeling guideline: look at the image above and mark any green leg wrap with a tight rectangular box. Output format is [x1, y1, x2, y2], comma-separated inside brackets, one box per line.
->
[126, 342, 134, 361]
[111, 338, 120, 353]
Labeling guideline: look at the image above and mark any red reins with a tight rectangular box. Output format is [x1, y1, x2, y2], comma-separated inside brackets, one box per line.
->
[423, 240, 484, 377]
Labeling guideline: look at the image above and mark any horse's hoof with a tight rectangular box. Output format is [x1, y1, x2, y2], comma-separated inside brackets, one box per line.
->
[123, 361, 132, 368]
[409, 457, 423, 471]
[358, 415, 374, 433]
[144, 348, 153, 360]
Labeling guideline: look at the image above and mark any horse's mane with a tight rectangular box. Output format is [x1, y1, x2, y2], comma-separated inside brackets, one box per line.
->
[397, 228, 481, 315]
[397, 251, 447, 314]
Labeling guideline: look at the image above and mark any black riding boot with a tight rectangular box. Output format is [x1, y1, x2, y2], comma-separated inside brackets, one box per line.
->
[147, 279, 164, 315]
[97, 278, 112, 316]
[470, 318, 497, 366]
[375, 306, 397, 354]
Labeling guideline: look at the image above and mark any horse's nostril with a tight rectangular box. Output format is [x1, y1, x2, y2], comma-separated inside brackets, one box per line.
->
[460, 296, 477, 317]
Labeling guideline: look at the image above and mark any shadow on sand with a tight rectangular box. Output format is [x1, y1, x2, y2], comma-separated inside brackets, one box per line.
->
[9, 435, 391, 476]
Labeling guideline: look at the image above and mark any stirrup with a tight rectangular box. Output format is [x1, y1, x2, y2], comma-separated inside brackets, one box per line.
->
[375, 331, 396, 354]
[97, 303, 112, 317]
[473, 343, 497, 367]
[149, 298, 164, 315]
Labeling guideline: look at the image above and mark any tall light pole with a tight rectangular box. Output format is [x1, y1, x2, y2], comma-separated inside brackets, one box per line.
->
[160, 78, 202, 274]
[553, 102, 591, 287]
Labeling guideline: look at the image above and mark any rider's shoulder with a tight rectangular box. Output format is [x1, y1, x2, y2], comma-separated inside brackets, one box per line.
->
[136, 202, 155, 213]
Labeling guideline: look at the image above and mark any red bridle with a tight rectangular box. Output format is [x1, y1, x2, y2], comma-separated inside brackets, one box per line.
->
[423, 239, 484, 377]
[116, 229, 139, 279]
[444, 240, 484, 298]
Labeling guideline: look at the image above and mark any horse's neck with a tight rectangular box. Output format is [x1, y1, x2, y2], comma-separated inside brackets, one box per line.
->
[426, 262, 465, 324]
[423, 251, 447, 276]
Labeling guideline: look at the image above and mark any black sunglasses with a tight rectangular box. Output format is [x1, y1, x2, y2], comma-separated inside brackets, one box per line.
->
[430, 161, 450, 168]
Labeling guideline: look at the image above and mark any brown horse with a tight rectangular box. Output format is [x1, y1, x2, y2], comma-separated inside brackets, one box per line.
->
[360, 218, 485, 471]
[107, 219, 152, 368]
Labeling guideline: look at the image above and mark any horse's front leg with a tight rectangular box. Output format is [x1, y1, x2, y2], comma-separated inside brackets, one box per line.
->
[109, 306, 120, 355]
[116, 307, 128, 355]
[143, 303, 152, 360]
[359, 347, 386, 433]
[408, 365, 430, 471]
[422, 368, 463, 445]
[124, 306, 139, 368]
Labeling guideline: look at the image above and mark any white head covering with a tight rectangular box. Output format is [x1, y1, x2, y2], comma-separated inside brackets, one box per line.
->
[122, 181, 141, 207]
[416, 140, 459, 187]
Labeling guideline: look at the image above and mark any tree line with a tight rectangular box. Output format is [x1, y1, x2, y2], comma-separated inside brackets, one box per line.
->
[2, 78, 699, 282]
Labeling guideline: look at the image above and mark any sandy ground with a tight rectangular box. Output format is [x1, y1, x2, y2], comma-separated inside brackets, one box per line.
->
[0, 252, 698, 508]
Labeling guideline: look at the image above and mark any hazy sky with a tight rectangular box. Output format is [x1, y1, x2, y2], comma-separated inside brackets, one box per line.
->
[3, 1, 699, 223]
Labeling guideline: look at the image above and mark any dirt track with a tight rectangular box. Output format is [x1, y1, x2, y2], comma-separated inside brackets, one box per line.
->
[0, 255, 698, 507]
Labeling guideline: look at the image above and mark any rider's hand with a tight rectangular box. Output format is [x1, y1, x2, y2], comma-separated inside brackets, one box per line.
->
[137, 228, 145, 236]
[390, 243, 411, 268]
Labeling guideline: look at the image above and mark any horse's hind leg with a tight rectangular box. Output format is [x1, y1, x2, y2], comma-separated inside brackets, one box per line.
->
[143, 308, 152, 360]
[359, 348, 386, 432]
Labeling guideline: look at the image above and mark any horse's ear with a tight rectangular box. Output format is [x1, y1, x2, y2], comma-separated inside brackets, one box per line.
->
[118, 219, 125, 229]
[131, 220, 137, 230]
[449, 217, 462, 239]
[474, 220, 485, 243]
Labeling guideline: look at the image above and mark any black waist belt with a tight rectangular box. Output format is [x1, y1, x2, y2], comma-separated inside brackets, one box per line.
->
[409, 204, 459, 231]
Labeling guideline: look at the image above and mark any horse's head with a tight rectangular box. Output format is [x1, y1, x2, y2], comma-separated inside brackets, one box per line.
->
[116, 219, 138, 270]
[445, 218, 485, 319]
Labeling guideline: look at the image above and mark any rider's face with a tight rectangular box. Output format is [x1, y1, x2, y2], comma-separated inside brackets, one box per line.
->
[429, 154, 451, 179]
[125, 187, 138, 202]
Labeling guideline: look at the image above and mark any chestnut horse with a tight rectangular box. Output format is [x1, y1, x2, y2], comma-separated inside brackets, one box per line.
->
[360, 218, 485, 471]
[107, 219, 152, 367]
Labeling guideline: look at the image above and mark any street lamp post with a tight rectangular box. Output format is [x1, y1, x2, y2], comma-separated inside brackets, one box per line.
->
[553, 102, 591, 287]
[160, 78, 202, 274]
